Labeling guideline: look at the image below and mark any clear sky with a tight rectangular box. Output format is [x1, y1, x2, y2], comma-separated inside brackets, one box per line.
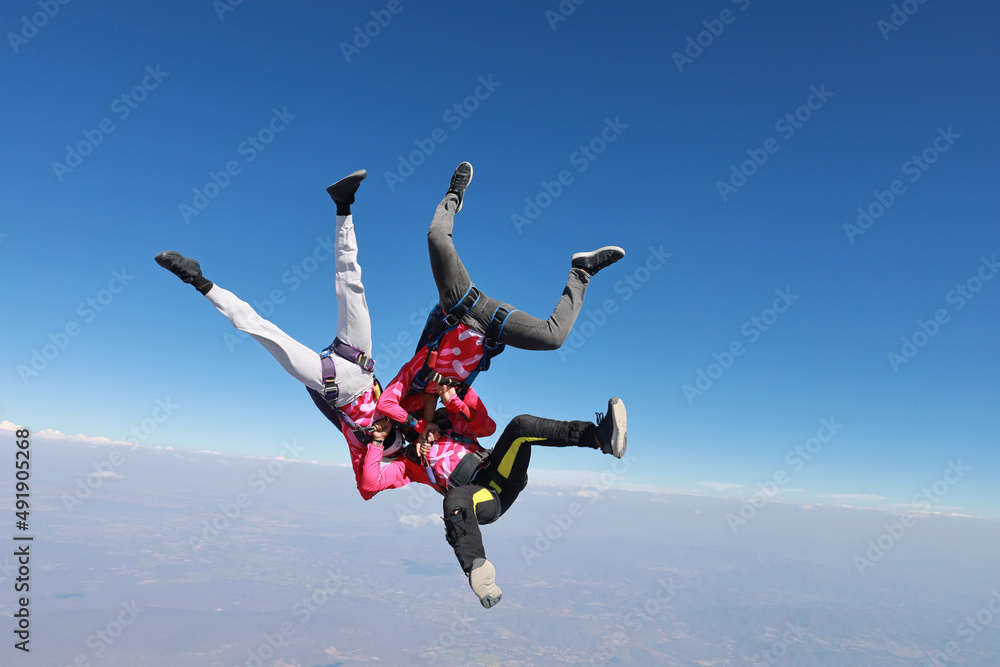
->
[2, 0, 998, 516]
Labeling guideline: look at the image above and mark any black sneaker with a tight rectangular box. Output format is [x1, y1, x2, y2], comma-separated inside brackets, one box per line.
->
[571, 246, 625, 277]
[594, 397, 627, 459]
[469, 557, 502, 608]
[155, 251, 204, 284]
[447, 162, 473, 212]
[326, 169, 367, 206]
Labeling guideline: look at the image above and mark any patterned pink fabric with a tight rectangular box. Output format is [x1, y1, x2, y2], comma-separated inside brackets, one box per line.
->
[431, 324, 486, 382]
[423, 435, 485, 491]
[357, 440, 431, 500]
[377, 322, 494, 435]
[337, 382, 381, 452]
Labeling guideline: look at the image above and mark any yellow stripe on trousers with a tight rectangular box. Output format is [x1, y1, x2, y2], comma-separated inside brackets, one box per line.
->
[498, 437, 543, 478]
[471, 488, 494, 513]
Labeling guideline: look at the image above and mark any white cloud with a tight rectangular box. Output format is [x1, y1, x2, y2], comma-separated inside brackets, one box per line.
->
[1, 421, 133, 447]
[397, 514, 442, 528]
[696, 481, 743, 491]
[92, 471, 123, 480]
[819, 493, 889, 504]
[770, 487, 805, 496]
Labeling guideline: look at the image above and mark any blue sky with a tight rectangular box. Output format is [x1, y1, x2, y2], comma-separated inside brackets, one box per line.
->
[2, 0, 998, 516]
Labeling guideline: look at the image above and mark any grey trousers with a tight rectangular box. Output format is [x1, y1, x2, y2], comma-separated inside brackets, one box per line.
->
[427, 193, 590, 351]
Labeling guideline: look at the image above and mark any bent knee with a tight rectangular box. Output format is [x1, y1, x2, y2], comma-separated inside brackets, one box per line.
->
[443, 486, 476, 514]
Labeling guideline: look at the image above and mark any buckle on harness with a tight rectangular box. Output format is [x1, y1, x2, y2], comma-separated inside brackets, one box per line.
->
[319, 338, 376, 406]
[320, 355, 340, 404]
[323, 337, 375, 373]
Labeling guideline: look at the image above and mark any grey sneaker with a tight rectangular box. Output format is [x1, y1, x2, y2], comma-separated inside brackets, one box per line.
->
[469, 557, 502, 608]
[594, 397, 627, 459]
[326, 169, 367, 206]
[448, 162, 473, 212]
[571, 246, 625, 277]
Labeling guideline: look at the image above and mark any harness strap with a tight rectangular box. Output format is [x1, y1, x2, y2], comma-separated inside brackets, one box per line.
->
[477, 306, 515, 374]
[410, 289, 512, 398]
[319, 338, 376, 407]
[410, 348, 467, 395]
[444, 285, 481, 328]
[327, 338, 375, 372]
[425, 370, 465, 388]
[319, 355, 340, 404]
[450, 449, 488, 488]
[305, 379, 383, 443]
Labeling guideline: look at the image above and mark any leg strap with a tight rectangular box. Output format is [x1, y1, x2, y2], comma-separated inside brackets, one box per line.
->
[319, 338, 375, 406]
[319, 355, 340, 405]
[479, 306, 515, 373]
[326, 337, 375, 372]
[445, 285, 481, 327]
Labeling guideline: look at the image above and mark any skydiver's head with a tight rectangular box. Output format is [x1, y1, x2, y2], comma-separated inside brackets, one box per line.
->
[379, 425, 405, 460]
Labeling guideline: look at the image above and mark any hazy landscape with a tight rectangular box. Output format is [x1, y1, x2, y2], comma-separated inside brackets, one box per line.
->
[2, 432, 999, 666]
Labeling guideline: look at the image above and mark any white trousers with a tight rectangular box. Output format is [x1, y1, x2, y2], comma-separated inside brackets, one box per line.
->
[206, 214, 374, 406]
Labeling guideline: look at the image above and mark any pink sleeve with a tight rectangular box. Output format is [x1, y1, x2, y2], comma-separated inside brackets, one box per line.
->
[446, 387, 496, 437]
[355, 443, 415, 499]
[376, 350, 427, 432]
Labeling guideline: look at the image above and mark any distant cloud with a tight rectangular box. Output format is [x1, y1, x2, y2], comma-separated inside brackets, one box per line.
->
[696, 481, 742, 491]
[770, 487, 805, 496]
[0, 421, 134, 447]
[885, 503, 965, 514]
[530, 468, 613, 487]
[398, 514, 442, 528]
[820, 493, 889, 504]
[93, 471, 123, 480]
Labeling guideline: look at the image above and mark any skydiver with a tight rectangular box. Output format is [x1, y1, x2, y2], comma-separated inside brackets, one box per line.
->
[376, 162, 626, 435]
[359, 388, 628, 608]
[154, 170, 411, 490]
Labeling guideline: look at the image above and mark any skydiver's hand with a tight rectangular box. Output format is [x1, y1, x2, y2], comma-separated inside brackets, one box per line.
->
[422, 422, 440, 443]
[416, 424, 437, 458]
[437, 384, 457, 404]
[416, 439, 431, 458]
[370, 418, 392, 445]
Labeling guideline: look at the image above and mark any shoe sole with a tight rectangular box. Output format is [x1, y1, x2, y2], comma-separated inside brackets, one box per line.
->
[326, 169, 367, 199]
[451, 163, 473, 212]
[571, 245, 625, 264]
[608, 397, 627, 459]
[469, 558, 501, 608]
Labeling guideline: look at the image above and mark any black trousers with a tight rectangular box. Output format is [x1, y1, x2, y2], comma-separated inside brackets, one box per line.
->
[427, 193, 590, 351]
[442, 415, 597, 573]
